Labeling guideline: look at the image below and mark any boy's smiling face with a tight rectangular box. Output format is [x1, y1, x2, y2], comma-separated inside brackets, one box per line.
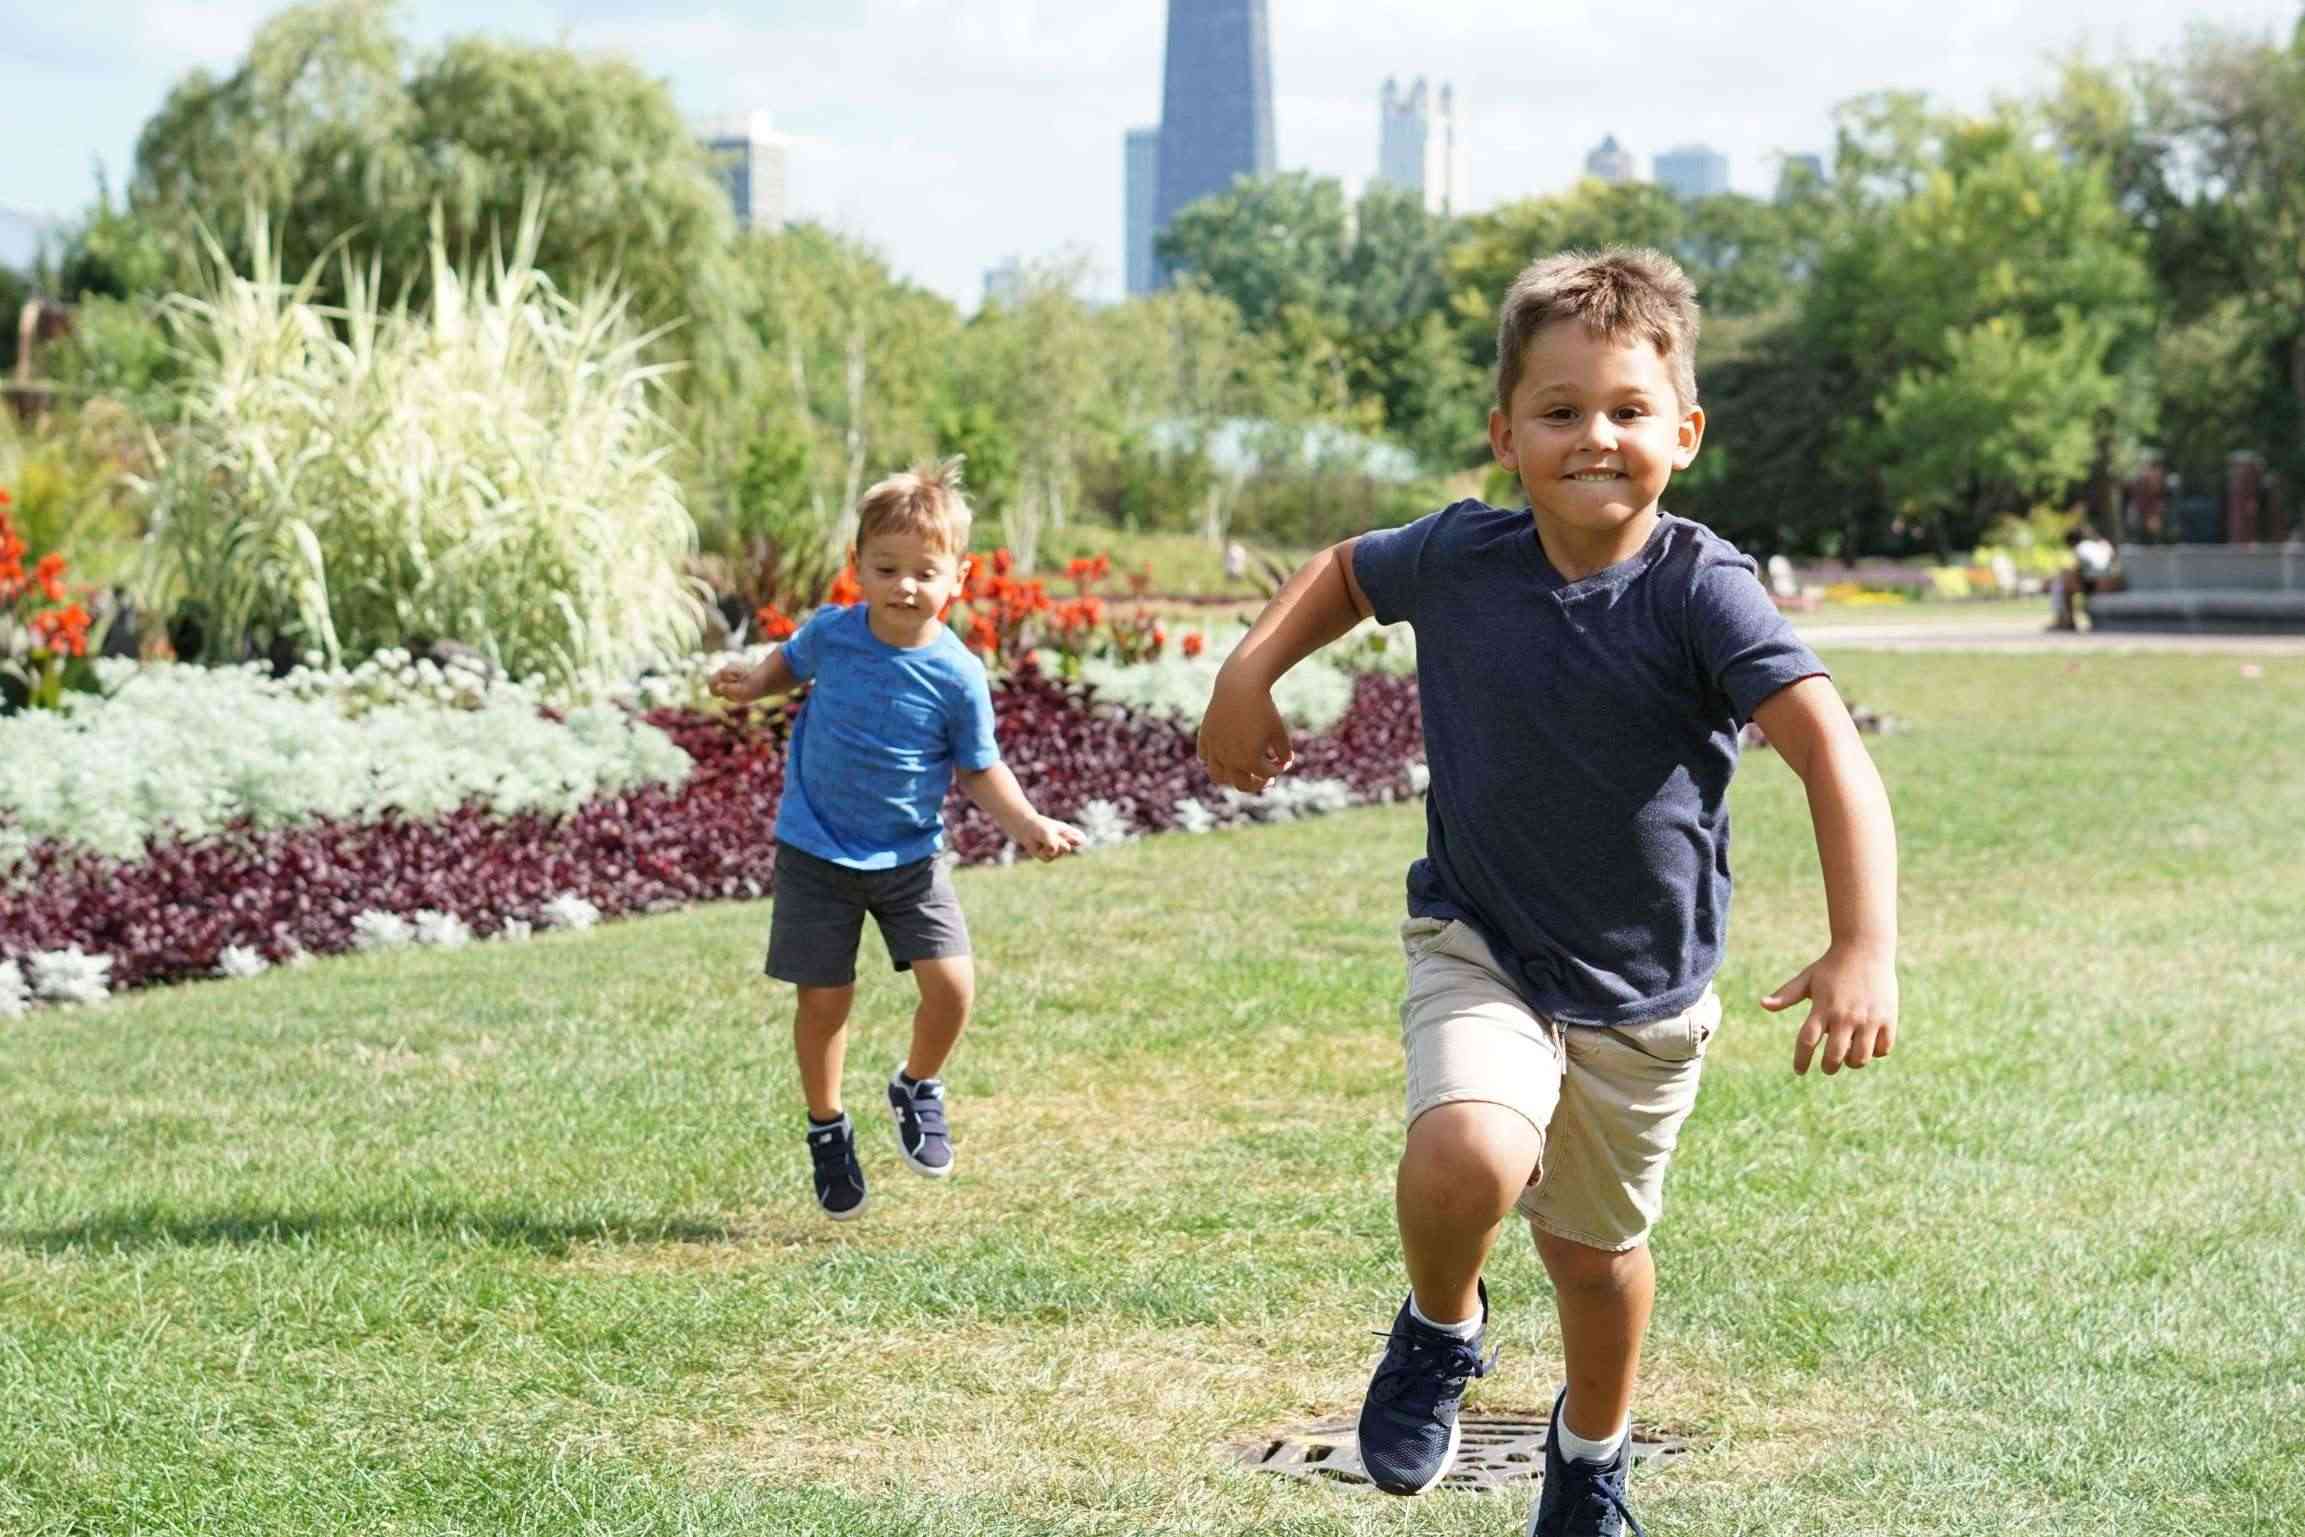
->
[1490, 319, 1704, 559]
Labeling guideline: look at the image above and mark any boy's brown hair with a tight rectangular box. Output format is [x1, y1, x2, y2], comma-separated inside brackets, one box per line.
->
[854, 456, 973, 558]
[1494, 247, 1701, 413]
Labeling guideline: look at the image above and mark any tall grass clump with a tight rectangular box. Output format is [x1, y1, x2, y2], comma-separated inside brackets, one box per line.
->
[138, 207, 703, 691]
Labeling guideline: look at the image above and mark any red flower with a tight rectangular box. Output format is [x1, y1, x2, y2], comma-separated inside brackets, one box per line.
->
[824, 567, 865, 607]
[34, 552, 66, 603]
[754, 603, 798, 641]
[992, 548, 1014, 577]
[966, 614, 1000, 655]
[1182, 632, 1205, 659]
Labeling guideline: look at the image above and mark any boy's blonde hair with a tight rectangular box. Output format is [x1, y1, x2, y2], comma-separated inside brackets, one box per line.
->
[855, 456, 973, 558]
[1495, 247, 1701, 413]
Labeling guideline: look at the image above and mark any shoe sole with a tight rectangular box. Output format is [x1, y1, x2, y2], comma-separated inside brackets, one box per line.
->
[888, 1100, 954, 1178]
[1354, 1402, 1461, 1496]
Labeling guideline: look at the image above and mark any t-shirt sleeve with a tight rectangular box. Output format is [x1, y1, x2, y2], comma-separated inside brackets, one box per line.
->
[1689, 557, 1830, 722]
[946, 657, 1002, 773]
[779, 605, 837, 682]
[1351, 512, 1441, 626]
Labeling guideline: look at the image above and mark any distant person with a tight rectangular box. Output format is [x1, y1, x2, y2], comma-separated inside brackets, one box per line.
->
[2048, 524, 2116, 632]
[1223, 539, 1249, 585]
[1199, 247, 1900, 1537]
[710, 459, 1084, 1220]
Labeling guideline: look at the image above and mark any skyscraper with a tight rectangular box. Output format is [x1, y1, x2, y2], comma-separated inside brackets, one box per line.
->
[1653, 144, 1730, 201]
[1376, 77, 1460, 215]
[1584, 134, 1637, 185]
[1125, 127, 1162, 297]
[696, 111, 788, 233]
[1152, 0, 1275, 283]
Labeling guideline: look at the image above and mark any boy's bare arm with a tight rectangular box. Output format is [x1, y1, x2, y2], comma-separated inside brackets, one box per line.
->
[1198, 540, 1374, 792]
[708, 646, 799, 706]
[956, 763, 1085, 862]
[1750, 676, 1900, 1076]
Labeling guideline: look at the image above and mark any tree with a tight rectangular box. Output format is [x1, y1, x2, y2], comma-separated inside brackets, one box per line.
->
[116, 1, 737, 340]
[1799, 99, 2157, 550]
[736, 225, 956, 577]
[2164, 24, 2305, 486]
[1155, 172, 1353, 337]
[951, 254, 1108, 568]
[1864, 315, 2127, 554]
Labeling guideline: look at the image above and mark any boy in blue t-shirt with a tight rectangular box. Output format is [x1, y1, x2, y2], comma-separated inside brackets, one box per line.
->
[711, 459, 1082, 1221]
[1198, 248, 1900, 1536]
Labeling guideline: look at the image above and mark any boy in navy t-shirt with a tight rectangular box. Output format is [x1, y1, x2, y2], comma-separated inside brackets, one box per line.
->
[1198, 248, 1900, 1536]
[712, 459, 1082, 1221]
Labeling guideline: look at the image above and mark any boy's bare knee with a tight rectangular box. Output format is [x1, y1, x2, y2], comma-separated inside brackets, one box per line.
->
[1402, 1101, 1541, 1200]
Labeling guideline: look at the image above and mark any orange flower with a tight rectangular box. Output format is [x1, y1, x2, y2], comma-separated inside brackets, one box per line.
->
[825, 566, 865, 607]
[966, 614, 1000, 655]
[754, 603, 798, 641]
[1182, 632, 1205, 659]
[34, 552, 66, 603]
[992, 548, 1014, 577]
[31, 603, 91, 659]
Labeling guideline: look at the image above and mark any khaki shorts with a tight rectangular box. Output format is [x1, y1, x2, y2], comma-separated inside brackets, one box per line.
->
[1399, 917, 1720, 1252]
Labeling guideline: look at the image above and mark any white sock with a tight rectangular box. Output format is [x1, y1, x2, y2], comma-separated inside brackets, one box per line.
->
[1553, 1401, 1628, 1465]
[1407, 1294, 1482, 1340]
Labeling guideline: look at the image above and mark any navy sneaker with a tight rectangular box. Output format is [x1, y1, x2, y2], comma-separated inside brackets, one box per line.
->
[1354, 1282, 1494, 1495]
[887, 1067, 953, 1177]
[1528, 1388, 1645, 1537]
[805, 1115, 869, 1220]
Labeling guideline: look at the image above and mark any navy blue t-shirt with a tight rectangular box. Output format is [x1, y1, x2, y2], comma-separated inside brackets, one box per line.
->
[1353, 502, 1827, 1027]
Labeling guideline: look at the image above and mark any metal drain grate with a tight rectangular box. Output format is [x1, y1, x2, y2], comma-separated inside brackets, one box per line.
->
[1230, 1414, 1690, 1492]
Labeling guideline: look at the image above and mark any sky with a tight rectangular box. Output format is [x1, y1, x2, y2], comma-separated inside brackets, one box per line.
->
[2, 0, 2299, 304]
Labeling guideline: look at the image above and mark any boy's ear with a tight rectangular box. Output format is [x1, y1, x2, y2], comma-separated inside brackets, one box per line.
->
[1674, 405, 1707, 470]
[1488, 406, 1516, 471]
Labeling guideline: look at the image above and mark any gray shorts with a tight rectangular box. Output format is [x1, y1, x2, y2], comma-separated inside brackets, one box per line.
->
[765, 842, 971, 987]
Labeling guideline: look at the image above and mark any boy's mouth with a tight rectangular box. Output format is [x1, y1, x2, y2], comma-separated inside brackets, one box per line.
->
[1566, 470, 1624, 482]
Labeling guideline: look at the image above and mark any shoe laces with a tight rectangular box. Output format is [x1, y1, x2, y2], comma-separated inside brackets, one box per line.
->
[1367, 1320, 1496, 1407]
[901, 1079, 948, 1141]
[1550, 1453, 1647, 1537]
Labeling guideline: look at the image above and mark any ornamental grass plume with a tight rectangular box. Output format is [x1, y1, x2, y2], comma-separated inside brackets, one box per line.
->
[138, 203, 702, 692]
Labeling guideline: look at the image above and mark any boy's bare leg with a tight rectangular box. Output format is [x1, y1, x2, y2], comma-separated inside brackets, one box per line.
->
[1534, 1228, 1654, 1441]
[1397, 1101, 1544, 1322]
[900, 956, 974, 1081]
[793, 984, 856, 1120]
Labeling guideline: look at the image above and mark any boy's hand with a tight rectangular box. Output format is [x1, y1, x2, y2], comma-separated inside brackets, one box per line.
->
[708, 660, 765, 706]
[1020, 815, 1086, 862]
[1197, 677, 1294, 792]
[1762, 941, 1898, 1076]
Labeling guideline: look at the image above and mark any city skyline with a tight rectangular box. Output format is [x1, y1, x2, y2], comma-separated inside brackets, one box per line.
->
[5, 0, 2300, 308]
[1151, 0, 1276, 288]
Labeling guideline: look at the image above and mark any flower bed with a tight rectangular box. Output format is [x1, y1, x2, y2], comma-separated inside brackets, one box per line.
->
[0, 661, 1424, 1013]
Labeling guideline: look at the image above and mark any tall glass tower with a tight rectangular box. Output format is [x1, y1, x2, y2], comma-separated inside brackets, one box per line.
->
[1152, 0, 1274, 283]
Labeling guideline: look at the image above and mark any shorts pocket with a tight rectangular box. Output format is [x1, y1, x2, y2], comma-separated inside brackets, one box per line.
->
[1399, 916, 1456, 961]
[1604, 987, 1721, 1063]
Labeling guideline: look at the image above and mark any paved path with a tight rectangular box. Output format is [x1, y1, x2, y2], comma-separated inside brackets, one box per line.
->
[1790, 618, 2305, 657]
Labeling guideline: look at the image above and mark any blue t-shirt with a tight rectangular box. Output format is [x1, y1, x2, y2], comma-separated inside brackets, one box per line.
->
[773, 605, 1002, 869]
[1353, 502, 1828, 1027]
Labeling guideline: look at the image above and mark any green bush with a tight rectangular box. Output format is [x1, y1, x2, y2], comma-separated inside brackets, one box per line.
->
[138, 208, 702, 687]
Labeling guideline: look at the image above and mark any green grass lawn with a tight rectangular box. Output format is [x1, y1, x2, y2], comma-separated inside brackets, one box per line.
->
[4, 650, 2302, 1535]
